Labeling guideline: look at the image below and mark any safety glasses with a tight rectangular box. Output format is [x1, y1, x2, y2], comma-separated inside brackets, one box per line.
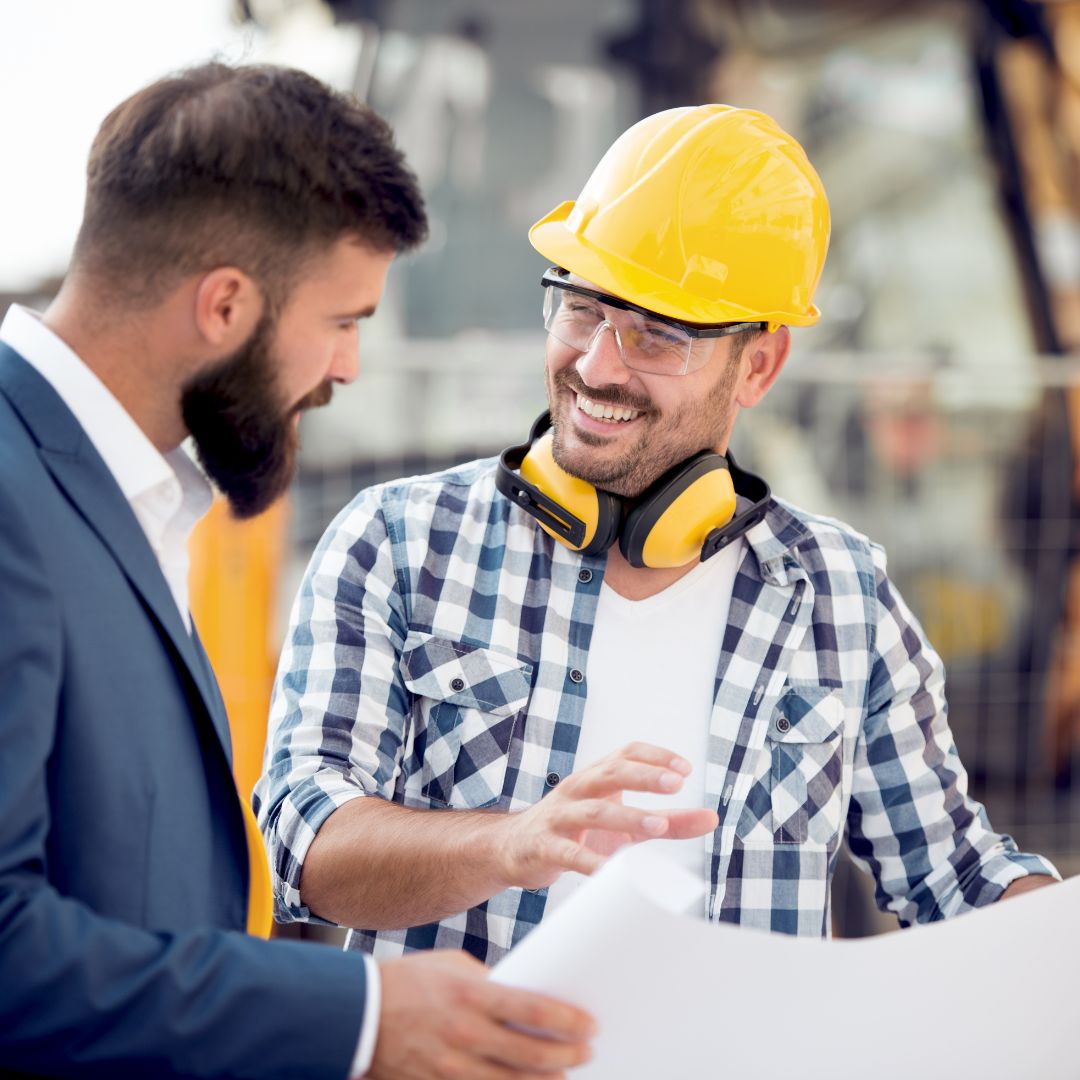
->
[541, 267, 764, 376]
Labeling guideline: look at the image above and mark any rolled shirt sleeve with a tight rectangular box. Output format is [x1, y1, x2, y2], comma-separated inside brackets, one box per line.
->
[846, 546, 1059, 925]
[254, 490, 411, 922]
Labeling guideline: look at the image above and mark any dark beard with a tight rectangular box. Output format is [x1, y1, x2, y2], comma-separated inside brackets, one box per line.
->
[181, 310, 309, 520]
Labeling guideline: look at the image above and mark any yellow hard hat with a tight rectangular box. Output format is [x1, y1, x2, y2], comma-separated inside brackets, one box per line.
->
[529, 104, 830, 331]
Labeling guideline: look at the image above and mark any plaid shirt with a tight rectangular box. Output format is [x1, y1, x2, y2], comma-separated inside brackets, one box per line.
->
[256, 457, 1056, 963]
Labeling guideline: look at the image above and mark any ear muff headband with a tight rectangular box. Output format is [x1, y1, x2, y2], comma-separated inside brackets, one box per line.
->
[497, 411, 771, 567]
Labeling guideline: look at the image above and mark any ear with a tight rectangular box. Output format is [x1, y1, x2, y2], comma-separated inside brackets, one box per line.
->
[734, 326, 790, 409]
[192, 266, 264, 350]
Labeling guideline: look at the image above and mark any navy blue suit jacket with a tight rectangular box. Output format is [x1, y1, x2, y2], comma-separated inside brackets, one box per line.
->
[0, 342, 366, 1078]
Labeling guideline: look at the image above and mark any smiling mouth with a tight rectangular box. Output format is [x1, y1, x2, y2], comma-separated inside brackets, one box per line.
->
[574, 391, 642, 423]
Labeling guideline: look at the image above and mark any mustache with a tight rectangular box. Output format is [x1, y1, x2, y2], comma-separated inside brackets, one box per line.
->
[293, 380, 334, 413]
[554, 369, 651, 412]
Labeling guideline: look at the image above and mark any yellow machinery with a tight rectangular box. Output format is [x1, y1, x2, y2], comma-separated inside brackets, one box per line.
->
[189, 496, 289, 804]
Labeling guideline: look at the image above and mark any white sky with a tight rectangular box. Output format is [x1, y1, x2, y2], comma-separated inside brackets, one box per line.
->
[0, 0, 361, 291]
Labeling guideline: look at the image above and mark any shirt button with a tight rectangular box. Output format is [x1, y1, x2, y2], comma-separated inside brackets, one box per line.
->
[578, 568, 593, 584]
[775, 716, 791, 734]
[450, 677, 465, 692]
[569, 669, 584, 684]
[546, 771, 561, 787]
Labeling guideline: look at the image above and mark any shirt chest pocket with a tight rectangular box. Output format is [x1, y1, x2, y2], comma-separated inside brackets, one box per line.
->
[400, 631, 533, 809]
[739, 685, 845, 847]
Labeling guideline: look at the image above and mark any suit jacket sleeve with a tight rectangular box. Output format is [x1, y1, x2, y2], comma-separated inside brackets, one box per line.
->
[0, 481, 367, 1079]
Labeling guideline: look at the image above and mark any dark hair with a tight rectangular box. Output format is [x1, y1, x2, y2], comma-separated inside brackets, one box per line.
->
[73, 63, 427, 306]
[728, 327, 762, 364]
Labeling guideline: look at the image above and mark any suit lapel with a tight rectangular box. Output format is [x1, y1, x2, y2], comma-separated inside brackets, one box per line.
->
[190, 624, 234, 763]
[0, 342, 232, 757]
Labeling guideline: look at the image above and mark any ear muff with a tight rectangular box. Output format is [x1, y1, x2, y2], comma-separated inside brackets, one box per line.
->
[496, 412, 771, 567]
[495, 412, 621, 555]
[620, 453, 737, 569]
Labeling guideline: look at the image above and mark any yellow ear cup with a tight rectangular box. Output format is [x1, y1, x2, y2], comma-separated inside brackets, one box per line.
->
[619, 455, 738, 569]
[496, 411, 622, 556]
[640, 467, 736, 569]
[519, 430, 605, 552]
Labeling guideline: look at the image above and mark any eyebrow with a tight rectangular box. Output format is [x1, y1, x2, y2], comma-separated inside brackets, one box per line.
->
[335, 304, 378, 320]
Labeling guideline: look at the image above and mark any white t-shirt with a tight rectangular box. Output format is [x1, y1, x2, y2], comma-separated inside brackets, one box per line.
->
[545, 537, 744, 914]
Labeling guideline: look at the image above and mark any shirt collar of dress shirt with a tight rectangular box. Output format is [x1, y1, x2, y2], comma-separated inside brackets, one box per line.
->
[1, 303, 211, 504]
[0, 303, 214, 624]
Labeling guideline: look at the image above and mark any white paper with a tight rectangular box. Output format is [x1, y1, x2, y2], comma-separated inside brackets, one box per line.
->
[491, 846, 1079, 1079]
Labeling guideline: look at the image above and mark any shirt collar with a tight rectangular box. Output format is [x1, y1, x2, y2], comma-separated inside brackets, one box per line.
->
[743, 498, 814, 585]
[0, 303, 212, 514]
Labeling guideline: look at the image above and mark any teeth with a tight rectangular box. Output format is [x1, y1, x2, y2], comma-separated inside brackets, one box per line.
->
[576, 393, 640, 423]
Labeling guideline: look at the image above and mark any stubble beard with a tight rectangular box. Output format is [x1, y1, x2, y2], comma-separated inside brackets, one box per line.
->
[547, 363, 738, 498]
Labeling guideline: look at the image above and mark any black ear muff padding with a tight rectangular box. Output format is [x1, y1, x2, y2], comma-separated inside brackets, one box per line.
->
[700, 451, 771, 561]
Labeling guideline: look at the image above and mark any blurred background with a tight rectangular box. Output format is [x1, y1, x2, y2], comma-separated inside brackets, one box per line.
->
[4, 0, 1080, 935]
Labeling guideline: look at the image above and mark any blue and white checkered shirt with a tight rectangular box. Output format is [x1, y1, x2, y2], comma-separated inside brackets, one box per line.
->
[255, 457, 1057, 962]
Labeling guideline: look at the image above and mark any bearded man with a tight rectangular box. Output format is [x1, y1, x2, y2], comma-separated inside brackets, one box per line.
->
[0, 62, 594, 1080]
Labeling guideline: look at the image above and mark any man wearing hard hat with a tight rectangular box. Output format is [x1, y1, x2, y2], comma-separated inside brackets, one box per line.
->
[258, 105, 1057, 959]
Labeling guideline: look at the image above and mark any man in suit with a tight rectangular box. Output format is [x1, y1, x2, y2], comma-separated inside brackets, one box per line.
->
[0, 63, 593, 1079]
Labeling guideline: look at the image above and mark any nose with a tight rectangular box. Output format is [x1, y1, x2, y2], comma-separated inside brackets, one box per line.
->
[575, 322, 632, 388]
[329, 338, 361, 385]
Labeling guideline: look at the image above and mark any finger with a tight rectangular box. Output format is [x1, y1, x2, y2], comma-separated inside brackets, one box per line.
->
[661, 807, 720, 839]
[553, 799, 670, 840]
[433, 1050, 565, 1080]
[541, 835, 607, 877]
[566, 760, 686, 799]
[427, 950, 490, 974]
[468, 1017, 593, 1073]
[480, 984, 597, 1043]
[612, 741, 693, 774]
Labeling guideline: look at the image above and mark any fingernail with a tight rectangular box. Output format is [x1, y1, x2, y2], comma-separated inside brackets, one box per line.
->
[670, 757, 692, 775]
[642, 815, 666, 834]
[659, 771, 681, 790]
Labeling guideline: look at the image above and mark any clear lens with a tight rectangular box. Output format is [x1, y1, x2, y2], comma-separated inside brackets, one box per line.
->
[543, 284, 702, 376]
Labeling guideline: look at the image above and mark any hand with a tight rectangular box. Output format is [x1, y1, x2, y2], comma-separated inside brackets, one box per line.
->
[367, 951, 595, 1080]
[497, 741, 720, 891]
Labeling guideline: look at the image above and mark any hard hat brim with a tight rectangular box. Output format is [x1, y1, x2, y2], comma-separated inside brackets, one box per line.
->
[529, 200, 821, 330]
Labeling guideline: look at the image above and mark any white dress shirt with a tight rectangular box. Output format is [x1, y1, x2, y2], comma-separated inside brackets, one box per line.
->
[0, 303, 379, 1079]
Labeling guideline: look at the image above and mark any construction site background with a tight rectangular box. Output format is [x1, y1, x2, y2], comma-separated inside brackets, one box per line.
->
[6, 0, 1080, 935]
